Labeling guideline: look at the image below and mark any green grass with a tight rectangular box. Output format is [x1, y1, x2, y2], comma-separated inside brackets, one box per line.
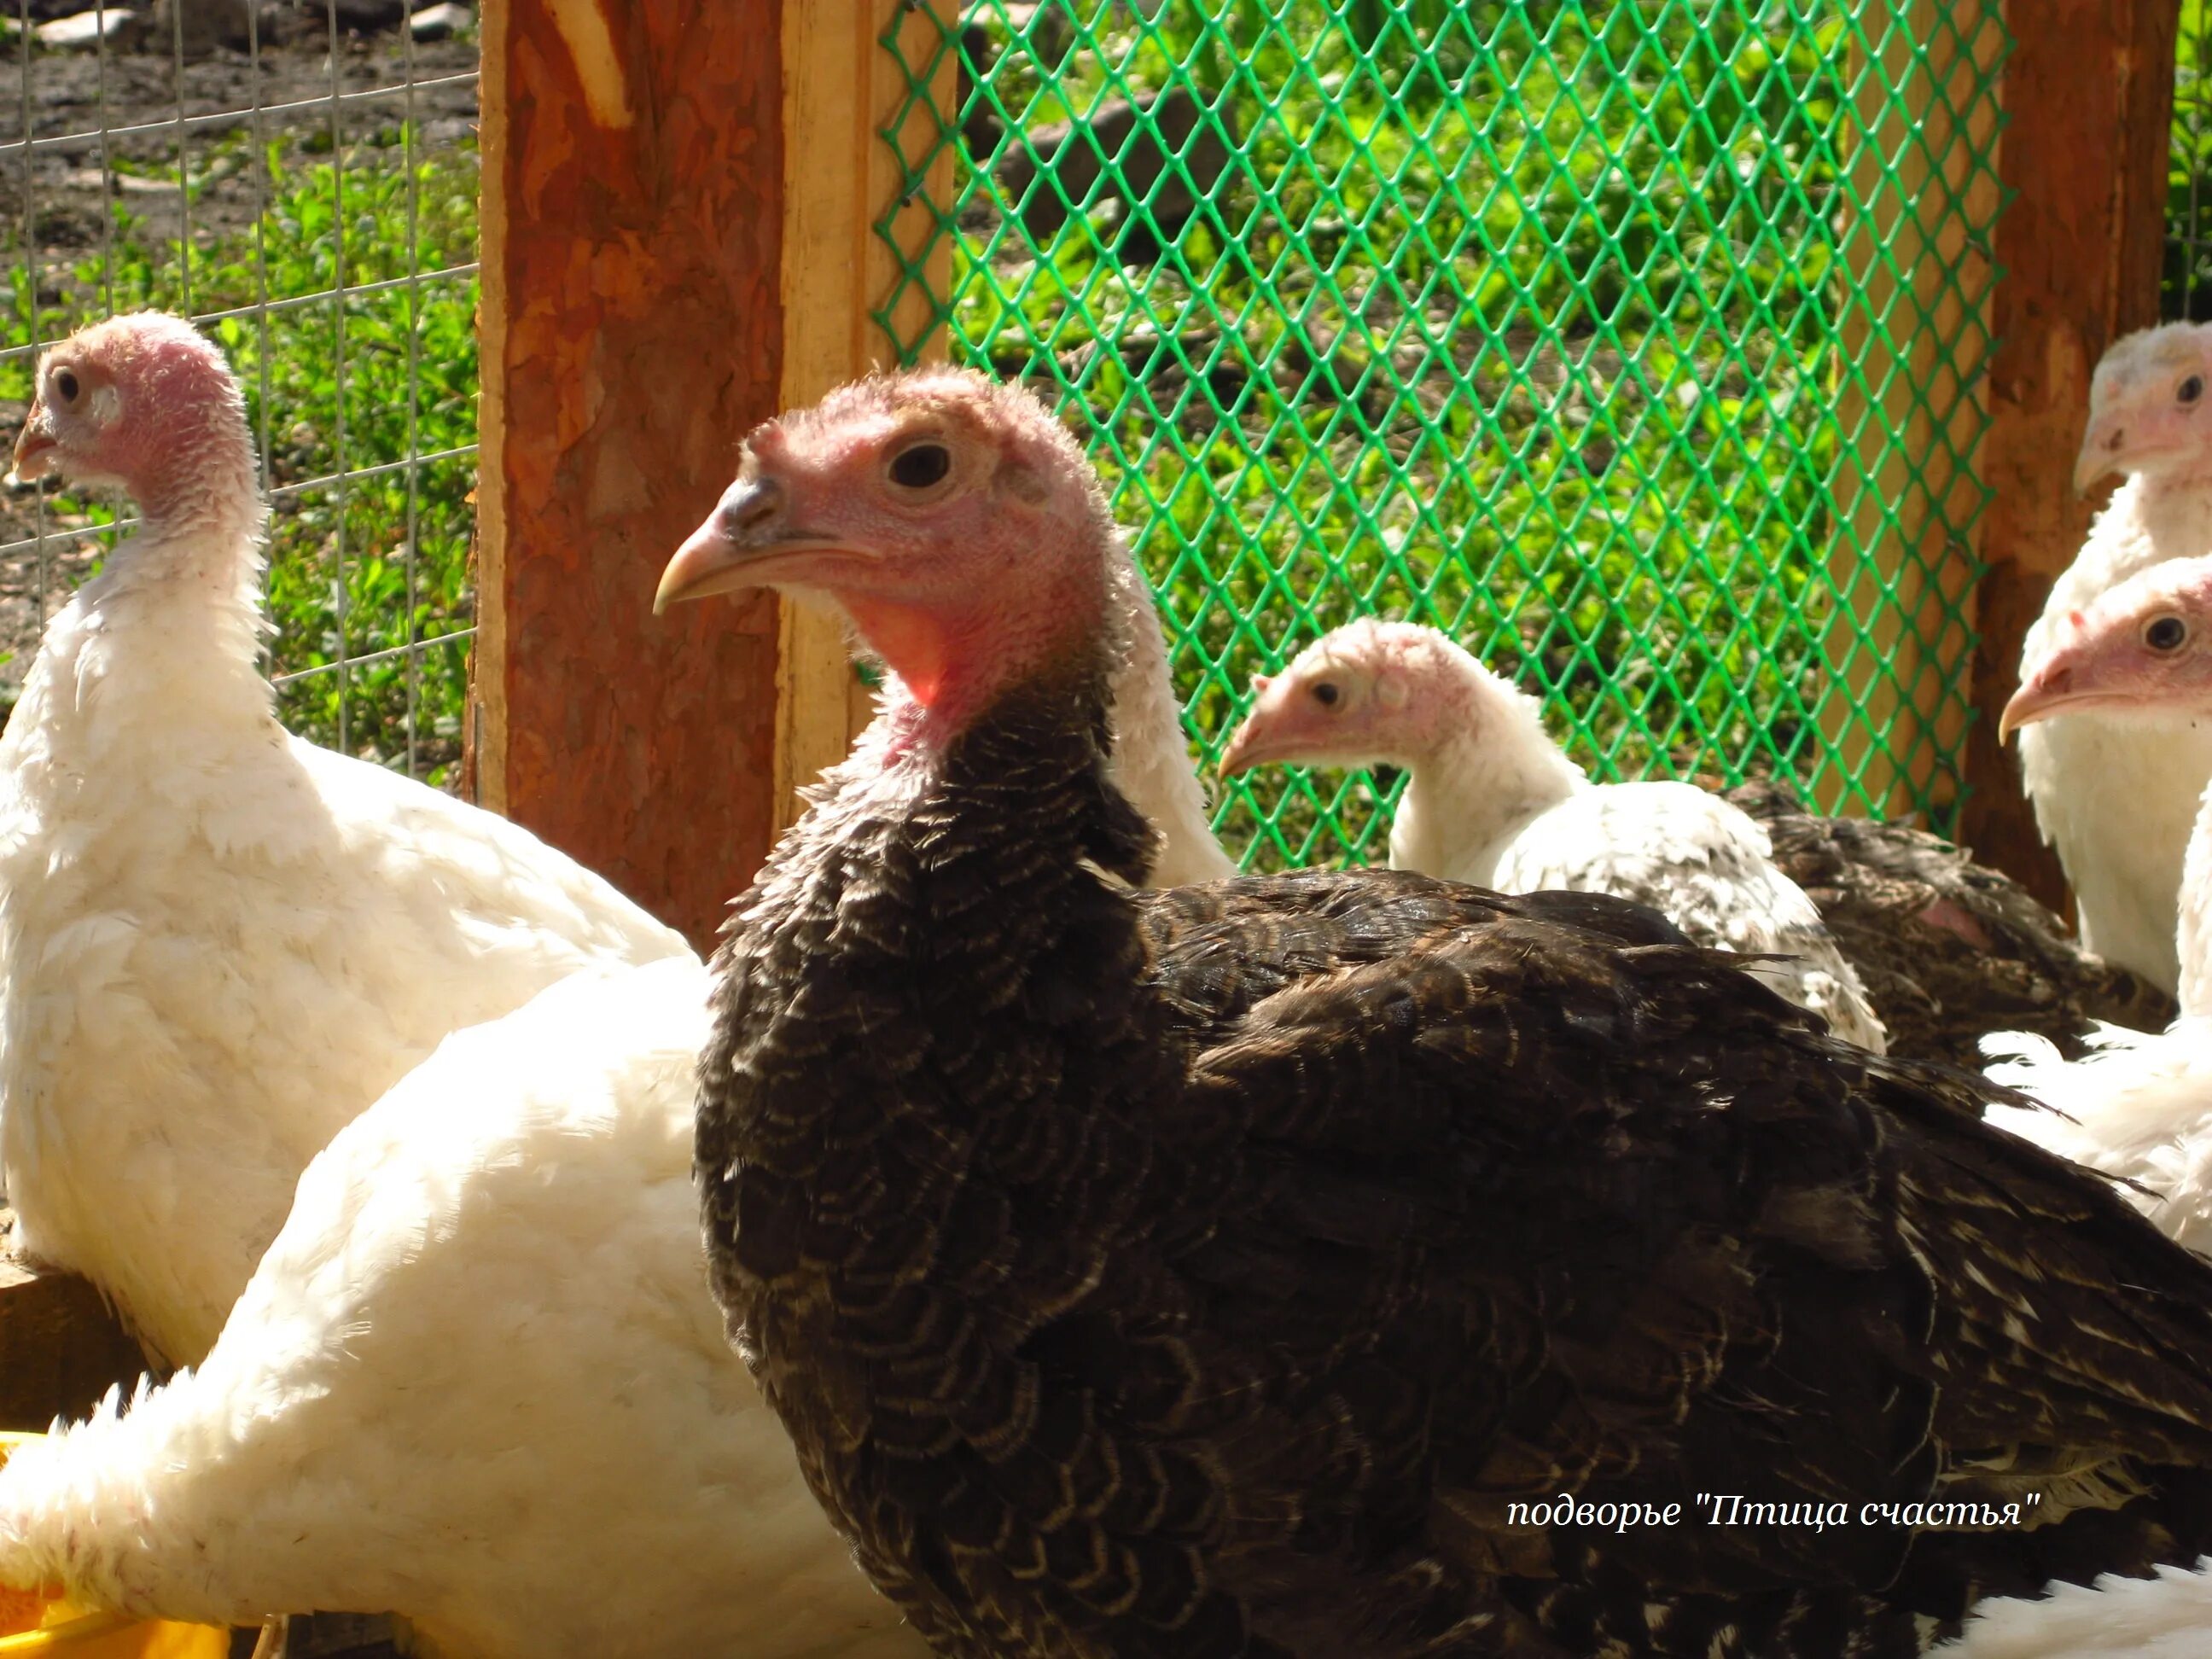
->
[3, 130, 480, 782]
[2168, 0, 2212, 318]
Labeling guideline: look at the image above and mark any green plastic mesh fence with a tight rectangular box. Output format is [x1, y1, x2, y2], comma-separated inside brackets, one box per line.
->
[876, 1, 2005, 868]
[2168, 0, 2212, 320]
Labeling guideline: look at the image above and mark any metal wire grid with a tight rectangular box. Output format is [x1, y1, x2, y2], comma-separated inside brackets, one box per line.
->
[1, 1, 479, 784]
[878, 2, 2005, 866]
[2168, 0, 2212, 320]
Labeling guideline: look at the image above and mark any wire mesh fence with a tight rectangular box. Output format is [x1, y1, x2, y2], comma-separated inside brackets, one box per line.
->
[2168, 0, 2212, 320]
[0, 0, 479, 785]
[880, 0, 2005, 868]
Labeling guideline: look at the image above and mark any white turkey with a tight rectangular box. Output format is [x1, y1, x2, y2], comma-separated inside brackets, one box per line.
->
[1218, 616, 1886, 1048]
[0, 311, 690, 1366]
[2017, 319, 2212, 995]
[0, 958, 920, 1659]
[1943, 1564, 2212, 1658]
[668, 366, 2212, 1657]
[1980, 552, 2212, 1243]
[1944, 554, 2212, 1656]
[0, 459, 1234, 1657]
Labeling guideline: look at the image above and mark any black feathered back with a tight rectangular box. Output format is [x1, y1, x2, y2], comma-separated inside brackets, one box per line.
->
[701, 667, 2212, 1658]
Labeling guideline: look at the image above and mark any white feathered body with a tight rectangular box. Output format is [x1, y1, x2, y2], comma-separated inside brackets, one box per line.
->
[1098, 543, 1237, 886]
[1941, 1562, 2212, 1658]
[1941, 1019, 2212, 1652]
[1390, 726, 1887, 1050]
[0, 539, 688, 1364]
[1982, 1020, 2212, 1253]
[2018, 474, 2212, 998]
[0, 958, 918, 1659]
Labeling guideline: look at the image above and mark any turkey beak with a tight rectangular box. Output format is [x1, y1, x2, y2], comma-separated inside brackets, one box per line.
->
[654, 474, 853, 614]
[1998, 661, 2081, 742]
[2072, 417, 2125, 496]
[1217, 710, 1285, 779]
[9, 404, 55, 486]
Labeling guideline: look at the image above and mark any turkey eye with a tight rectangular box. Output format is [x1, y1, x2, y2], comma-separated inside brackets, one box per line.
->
[2147, 614, 2189, 652]
[51, 367, 78, 403]
[888, 443, 952, 491]
[1312, 681, 1341, 707]
[2182, 375, 2205, 406]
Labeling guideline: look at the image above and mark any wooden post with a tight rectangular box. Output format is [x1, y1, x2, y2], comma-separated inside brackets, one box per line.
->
[474, 0, 786, 950]
[1818, 0, 2004, 825]
[1958, 0, 2180, 909]
[771, 0, 962, 835]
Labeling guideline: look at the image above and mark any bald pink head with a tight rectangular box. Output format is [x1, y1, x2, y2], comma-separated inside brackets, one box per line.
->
[2002, 555, 2212, 739]
[12, 311, 259, 533]
[1219, 619, 1499, 777]
[656, 367, 1117, 729]
[2075, 321, 2212, 493]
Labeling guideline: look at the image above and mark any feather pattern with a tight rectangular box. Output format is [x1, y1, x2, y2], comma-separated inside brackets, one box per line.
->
[1730, 780, 2175, 1068]
[704, 661, 2212, 1659]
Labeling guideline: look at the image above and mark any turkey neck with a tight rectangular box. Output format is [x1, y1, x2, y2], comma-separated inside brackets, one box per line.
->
[17, 451, 274, 758]
[1389, 705, 1589, 885]
[701, 660, 1185, 1625]
[1100, 547, 1237, 885]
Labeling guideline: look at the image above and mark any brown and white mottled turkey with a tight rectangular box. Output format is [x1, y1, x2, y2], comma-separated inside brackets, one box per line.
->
[1218, 619, 1885, 1048]
[665, 366, 2212, 1659]
[0, 440, 1249, 1659]
[1726, 777, 2174, 1068]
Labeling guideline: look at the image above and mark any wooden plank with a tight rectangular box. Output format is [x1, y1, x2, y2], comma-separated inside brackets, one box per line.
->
[1958, 0, 2180, 910]
[473, 0, 786, 950]
[0, 1251, 149, 1430]
[1818, 0, 2003, 824]
[770, 0, 961, 834]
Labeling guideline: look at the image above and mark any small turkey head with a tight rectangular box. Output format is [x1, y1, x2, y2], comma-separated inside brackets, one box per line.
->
[1218, 619, 1483, 777]
[656, 369, 1115, 730]
[2075, 321, 2212, 494]
[11, 311, 259, 534]
[2002, 555, 2212, 737]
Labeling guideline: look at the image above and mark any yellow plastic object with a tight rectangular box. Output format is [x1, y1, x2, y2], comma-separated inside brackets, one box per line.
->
[0, 1434, 230, 1656]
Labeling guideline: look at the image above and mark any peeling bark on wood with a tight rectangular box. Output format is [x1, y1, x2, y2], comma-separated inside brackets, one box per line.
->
[475, 0, 784, 950]
[1961, 0, 2180, 912]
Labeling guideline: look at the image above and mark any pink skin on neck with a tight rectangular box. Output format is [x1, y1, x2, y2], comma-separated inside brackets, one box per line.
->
[840, 575, 1105, 754]
[126, 443, 259, 538]
[55, 329, 259, 541]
